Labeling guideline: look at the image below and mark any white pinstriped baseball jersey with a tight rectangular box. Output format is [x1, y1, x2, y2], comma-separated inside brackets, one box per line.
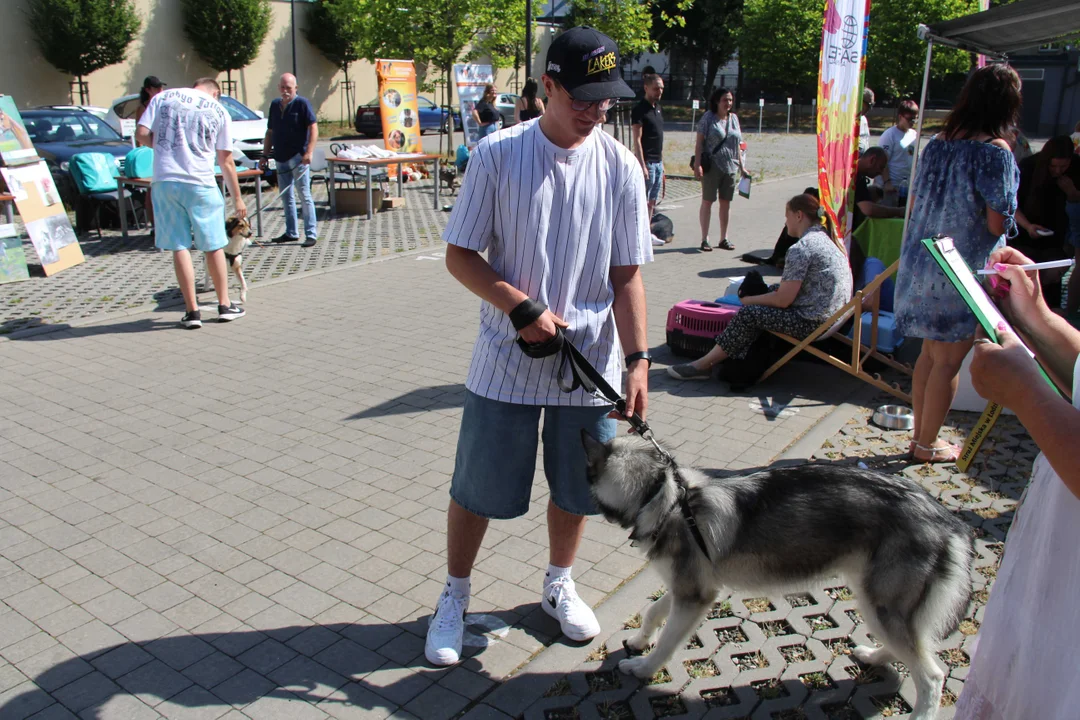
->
[444, 119, 652, 406]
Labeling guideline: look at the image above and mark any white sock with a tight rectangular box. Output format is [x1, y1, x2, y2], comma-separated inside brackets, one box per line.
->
[545, 564, 572, 588]
[445, 574, 470, 597]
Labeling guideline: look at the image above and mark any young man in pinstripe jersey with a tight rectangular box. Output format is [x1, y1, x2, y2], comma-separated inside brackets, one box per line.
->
[426, 27, 653, 666]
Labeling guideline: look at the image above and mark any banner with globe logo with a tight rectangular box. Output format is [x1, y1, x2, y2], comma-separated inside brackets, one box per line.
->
[816, 0, 870, 248]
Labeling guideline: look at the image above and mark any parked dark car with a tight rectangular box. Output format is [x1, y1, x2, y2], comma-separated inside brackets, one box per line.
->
[354, 96, 461, 138]
[20, 109, 132, 205]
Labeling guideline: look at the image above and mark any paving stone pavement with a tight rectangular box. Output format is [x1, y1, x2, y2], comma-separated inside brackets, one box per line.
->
[0, 173, 869, 720]
[500, 397, 1031, 720]
[0, 179, 703, 337]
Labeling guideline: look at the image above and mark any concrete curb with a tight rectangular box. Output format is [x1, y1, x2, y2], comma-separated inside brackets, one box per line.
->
[470, 386, 874, 717]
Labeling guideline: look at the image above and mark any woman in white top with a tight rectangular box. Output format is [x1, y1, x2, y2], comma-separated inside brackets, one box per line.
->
[876, 99, 918, 202]
[958, 245, 1080, 719]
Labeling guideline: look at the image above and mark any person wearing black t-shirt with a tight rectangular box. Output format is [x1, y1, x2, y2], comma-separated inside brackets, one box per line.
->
[472, 84, 500, 140]
[631, 74, 665, 219]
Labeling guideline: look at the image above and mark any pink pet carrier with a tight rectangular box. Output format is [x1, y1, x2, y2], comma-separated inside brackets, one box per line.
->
[665, 299, 740, 358]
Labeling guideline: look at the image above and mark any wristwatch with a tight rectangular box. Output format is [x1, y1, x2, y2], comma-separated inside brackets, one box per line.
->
[625, 351, 653, 368]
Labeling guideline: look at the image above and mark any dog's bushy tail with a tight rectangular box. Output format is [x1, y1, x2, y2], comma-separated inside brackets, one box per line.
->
[918, 533, 974, 643]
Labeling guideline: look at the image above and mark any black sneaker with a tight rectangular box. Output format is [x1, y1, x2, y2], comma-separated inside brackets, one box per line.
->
[300, 237, 317, 248]
[180, 310, 202, 329]
[218, 303, 246, 322]
[271, 233, 299, 243]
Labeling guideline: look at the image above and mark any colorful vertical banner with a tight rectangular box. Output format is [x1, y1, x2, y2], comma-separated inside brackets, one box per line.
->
[453, 64, 494, 147]
[375, 59, 423, 157]
[816, 0, 871, 249]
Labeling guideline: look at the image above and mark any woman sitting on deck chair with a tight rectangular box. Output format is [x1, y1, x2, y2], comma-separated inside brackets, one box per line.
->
[668, 193, 853, 380]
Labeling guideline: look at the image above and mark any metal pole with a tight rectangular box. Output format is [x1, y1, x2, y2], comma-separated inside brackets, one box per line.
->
[525, 0, 533, 79]
[290, 0, 297, 77]
[786, 98, 791, 133]
[903, 39, 934, 235]
[758, 98, 763, 134]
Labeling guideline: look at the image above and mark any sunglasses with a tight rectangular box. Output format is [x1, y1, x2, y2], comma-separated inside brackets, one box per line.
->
[555, 84, 615, 113]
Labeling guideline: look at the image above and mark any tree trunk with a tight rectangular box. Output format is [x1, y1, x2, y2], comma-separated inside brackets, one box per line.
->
[704, 53, 721, 97]
[344, 64, 351, 124]
[227, 68, 233, 89]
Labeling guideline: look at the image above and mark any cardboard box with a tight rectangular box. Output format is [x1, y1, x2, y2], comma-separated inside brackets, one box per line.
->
[382, 196, 406, 210]
[336, 187, 384, 215]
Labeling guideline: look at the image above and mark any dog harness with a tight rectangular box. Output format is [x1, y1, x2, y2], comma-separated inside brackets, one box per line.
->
[629, 463, 712, 561]
[514, 304, 712, 561]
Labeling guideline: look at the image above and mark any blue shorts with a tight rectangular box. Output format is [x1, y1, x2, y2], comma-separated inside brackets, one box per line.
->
[152, 181, 228, 253]
[645, 162, 664, 203]
[450, 390, 617, 519]
[1066, 201, 1080, 249]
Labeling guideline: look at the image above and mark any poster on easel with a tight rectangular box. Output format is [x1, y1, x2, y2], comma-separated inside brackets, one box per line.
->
[0, 95, 40, 167]
[453, 64, 494, 148]
[1, 162, 83, 275]
[0, 223, 30, 285]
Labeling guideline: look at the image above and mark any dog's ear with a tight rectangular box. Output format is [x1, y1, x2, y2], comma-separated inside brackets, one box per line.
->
[225, 217, 239, 234]
[581, 430, 609, 467]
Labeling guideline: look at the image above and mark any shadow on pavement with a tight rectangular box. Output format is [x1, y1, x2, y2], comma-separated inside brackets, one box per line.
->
[0, 607, 574, 719]
[346, 384, 467, 420]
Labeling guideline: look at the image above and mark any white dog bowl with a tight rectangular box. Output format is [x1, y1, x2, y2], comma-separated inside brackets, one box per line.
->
[872, 405, 914, 431]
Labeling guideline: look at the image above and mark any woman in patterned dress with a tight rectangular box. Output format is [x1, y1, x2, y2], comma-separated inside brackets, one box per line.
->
[894, 64, 1021, 463]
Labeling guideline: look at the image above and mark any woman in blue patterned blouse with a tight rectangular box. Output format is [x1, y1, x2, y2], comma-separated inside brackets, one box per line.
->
[894, 64, 1021, 463]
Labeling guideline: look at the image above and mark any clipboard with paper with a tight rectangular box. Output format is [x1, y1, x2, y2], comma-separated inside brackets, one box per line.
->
[921, 236, 1058, 469]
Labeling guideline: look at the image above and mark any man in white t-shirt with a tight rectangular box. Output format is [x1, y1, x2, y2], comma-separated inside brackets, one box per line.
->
[425, 26, 652, 667]
[875, 99, 919, 201]
[136, 78, 247, 329]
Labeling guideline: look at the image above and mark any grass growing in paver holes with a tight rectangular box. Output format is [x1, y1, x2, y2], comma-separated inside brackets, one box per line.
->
[751, 678, 789, 700]
[684, 658, 719, 678]
[623, 613, 642, 629]
[780, 644, 814, 663]
[760, 620, 796, 637]
[586, 670, 621, 693]
[871, 693, 913, 717]
[801, 671, 836, 690]
[544, 678, 572, 697]
[716, 625, 749, 645]
[649, 695, 687, 718]
[732, 651, 769, 670]
[743, 596, 774, 613]
[700, 686, 737, 708]
[596, 700, 633, 719]
[585, 643, 608, 662]
[707, 599, 733, 618]
[646, 668, 673, 685]
[543, 707, 580, 720]
[824, 586, 854, 601]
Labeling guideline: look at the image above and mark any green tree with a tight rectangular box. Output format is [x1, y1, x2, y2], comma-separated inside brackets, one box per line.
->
[651, 0, 742, 96]
[468, 0, 529, 73]
[565, 0, 659, 56]
[305, 0, 375, 113]
[865, 0, 977, 98]
[180, 0, 272, 88]
[25, 0, 142, 104]
[736, 0, 821, 98]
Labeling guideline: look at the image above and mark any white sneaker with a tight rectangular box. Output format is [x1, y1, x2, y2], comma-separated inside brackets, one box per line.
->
[542, 577, 600, 641]
[651, 233, 666, 246]
[425, 588, 468, 666]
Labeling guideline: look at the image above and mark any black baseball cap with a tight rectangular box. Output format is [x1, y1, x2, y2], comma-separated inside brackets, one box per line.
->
[143, 76, 166, 89]
[544, 26, 634, 102]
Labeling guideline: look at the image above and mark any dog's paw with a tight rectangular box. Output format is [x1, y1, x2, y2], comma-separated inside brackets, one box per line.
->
[618, 656, 657, 679]
[852, 644, 890, 666]
[625, 632, 652, 652]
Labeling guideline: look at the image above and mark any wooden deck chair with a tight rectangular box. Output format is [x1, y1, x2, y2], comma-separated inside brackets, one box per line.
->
[758, 259, 913, 402]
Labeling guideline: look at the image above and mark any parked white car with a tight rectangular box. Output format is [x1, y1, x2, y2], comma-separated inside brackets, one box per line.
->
[104, 94, 270, 169]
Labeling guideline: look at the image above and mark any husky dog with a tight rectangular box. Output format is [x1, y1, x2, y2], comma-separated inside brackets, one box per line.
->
[582, 432, 973, 720]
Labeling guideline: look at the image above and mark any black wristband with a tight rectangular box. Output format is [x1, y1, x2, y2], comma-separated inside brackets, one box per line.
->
[509, 298, 547, 331]
[625, 351, 652, 368]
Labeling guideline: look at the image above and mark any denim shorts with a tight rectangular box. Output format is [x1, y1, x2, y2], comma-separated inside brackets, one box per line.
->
[449, 390, 617, 519]
[645, 162, 664, 202]
[152, 181, 227, 253]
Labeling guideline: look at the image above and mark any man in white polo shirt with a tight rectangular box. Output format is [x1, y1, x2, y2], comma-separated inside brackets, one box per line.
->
[425, 26, 652, 666]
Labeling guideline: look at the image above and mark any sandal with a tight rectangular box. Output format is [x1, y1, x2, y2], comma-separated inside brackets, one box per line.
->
[700, 240, 713, 252]
[914, 442, 962, 464]
[718, 238, 735, 251]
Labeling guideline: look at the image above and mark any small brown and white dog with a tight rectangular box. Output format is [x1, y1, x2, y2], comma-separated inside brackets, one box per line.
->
[201, 217, 253, 302]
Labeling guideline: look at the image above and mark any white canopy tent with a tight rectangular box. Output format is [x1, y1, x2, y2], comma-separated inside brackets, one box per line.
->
[903, 0, 1080, 230]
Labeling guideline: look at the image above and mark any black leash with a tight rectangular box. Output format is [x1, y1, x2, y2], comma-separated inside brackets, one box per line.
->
[511, 299, 711, 561]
